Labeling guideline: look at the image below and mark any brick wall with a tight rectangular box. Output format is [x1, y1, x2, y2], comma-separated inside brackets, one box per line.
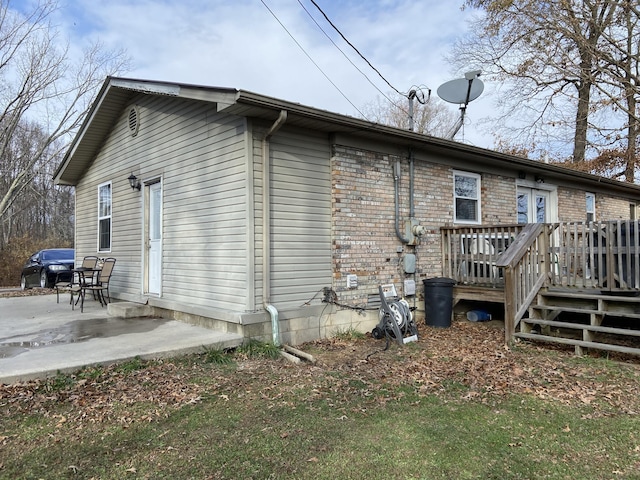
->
[558, 187, 630, 222]
[481, 174, 517, 225]
[332, 144, 635, 308]
[557, 187, 586, 222]
[598, 194, 632, 220]
[332, 146, 405, 304]
[332, 145, 518, 305]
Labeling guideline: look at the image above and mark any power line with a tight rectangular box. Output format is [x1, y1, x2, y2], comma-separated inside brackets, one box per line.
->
[307, 0, 405, 97]
[259, 0, 368, 118]
[296, 0, 406, 113]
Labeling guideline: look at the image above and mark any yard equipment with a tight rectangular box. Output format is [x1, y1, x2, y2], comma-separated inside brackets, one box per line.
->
[371, 284, 418, 346]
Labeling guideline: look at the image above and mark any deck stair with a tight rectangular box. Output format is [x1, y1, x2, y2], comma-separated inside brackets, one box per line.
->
[518, 289, 640, 355]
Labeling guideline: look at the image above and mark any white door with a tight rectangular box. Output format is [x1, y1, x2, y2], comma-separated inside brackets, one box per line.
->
[147, 182, 162, 295]
[517, 187, 554, 223]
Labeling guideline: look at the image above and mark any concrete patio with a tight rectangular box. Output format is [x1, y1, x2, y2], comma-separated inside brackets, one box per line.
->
[0, 293, 243, 383]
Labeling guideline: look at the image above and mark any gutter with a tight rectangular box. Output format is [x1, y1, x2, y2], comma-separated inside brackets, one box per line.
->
[261, 110, 288, 346]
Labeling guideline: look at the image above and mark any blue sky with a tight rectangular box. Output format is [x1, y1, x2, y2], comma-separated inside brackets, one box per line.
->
[47, 0, 492, 147]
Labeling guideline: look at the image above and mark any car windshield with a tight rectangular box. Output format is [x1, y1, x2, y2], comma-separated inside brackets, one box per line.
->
[41, 250, 74, 261]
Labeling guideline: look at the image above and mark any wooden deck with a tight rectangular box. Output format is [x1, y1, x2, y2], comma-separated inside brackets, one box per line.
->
[443, 221, 640, 356]
[453, 285, 505, 305]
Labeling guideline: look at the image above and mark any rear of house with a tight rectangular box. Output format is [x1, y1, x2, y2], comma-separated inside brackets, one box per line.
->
[55, 77, 640, 345]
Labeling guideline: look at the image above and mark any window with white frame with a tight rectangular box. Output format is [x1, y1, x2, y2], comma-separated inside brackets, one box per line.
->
[98, 182, 112, 252]
[453, 171, 481, 223]
[586, 192, 595, 223]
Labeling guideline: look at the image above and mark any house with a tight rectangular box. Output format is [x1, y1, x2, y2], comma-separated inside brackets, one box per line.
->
[54, 77, 640, 347]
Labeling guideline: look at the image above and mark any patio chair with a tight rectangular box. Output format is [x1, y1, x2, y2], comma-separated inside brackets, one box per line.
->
[460, 237, 499, 280]
[81, 258, 116, 309]
[55, 256, 99, 303]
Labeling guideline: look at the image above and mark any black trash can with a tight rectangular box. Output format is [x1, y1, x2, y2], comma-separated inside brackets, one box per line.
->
[423, 277, 455, 328]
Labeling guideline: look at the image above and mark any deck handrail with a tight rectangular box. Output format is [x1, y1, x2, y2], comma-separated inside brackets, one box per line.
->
[495, 223, 547, 343]
[440, 224, 524, 288]
[443, 220, 640, 345]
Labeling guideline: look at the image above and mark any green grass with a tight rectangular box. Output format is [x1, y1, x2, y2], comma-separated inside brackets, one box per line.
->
[333, 326, 367, 340]
[2, 350, 640, 479]
[235, 338, 281, 359]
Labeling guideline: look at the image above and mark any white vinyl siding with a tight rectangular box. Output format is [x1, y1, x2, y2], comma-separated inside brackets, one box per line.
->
[268, 129, 332, 309]
[74, 95, 249, 311]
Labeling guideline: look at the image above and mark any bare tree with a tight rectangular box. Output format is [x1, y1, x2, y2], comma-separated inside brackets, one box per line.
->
[452, 0, 620, 163]
[593, 1, 640, 181]
[0, 0, 129, 246]
[360, 91, 459, 137]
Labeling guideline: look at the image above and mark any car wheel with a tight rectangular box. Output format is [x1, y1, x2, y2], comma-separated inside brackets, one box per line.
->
[21, 274, 28, 290]
[40, 270, 49, 289]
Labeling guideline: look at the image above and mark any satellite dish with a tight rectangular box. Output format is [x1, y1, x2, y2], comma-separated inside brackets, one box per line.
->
[436, 70, 484, 140]
[437, 77, 484, 105]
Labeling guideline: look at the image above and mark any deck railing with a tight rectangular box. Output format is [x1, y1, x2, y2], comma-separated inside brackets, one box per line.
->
[496, 223, 547, 342]
[548, 221, 640, 291]
[442, 221, 640, 292]
[442, 220, 640, 343]
[441, 224, 524, 288]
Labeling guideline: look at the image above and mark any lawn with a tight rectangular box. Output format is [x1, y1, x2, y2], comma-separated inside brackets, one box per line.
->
[2, 320, 640, 479]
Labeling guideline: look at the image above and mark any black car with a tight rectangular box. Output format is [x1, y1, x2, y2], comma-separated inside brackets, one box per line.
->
[21, 248, 75, 289]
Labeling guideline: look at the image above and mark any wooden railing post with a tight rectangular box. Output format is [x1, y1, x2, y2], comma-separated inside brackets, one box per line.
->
[503, 265, 516, 343]
[496, 223, 545, 346]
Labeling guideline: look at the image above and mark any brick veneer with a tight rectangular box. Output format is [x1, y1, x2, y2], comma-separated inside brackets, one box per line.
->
[331, 145, 517, 305]
[331, 144, 634, 307]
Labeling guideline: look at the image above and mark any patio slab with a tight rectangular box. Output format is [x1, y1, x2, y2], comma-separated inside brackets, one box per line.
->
[0, 293, 243, 383]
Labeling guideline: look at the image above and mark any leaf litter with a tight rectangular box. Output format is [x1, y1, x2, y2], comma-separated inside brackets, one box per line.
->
[2, 315, 640, 429]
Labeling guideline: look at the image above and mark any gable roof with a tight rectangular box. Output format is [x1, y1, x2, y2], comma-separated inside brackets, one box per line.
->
[55, 77, 640, 197]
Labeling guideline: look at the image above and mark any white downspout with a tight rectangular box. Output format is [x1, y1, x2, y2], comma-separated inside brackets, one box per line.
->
[262, 110, 287, 346]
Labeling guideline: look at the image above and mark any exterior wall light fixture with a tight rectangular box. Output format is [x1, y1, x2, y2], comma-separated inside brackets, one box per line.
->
[128, 173, 141, 191]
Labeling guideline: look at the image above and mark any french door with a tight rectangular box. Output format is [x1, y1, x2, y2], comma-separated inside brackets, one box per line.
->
[517, 187, 555, 224]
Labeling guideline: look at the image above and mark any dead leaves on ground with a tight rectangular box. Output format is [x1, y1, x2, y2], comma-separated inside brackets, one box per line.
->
[2, 317, 640, 430]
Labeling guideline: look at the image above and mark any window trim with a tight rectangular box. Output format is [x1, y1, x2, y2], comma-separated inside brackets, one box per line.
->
[586, 192, 595, 223]
[453, 170, 481, 224]
[98, 181, 112, 253]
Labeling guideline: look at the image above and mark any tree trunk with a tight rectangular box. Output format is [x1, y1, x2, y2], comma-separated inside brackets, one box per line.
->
[573, 74, 591, 163]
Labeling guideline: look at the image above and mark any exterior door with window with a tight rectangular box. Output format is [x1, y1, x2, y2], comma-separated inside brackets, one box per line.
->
[146, 182, 162, 295]
[517, 187, 555, 223]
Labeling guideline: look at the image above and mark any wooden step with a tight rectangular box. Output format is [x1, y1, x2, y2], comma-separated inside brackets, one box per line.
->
[515, 332, 640, 356]
[521, 317, 640, 337]
[542, 290, 640, 302]
[530, 304, 640, 319]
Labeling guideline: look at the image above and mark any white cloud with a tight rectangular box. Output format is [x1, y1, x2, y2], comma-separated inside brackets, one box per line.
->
[53, 0, 494, 147]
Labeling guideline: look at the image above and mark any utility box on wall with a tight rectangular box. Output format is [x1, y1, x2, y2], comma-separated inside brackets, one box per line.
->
[404, 279, 416, 296]
[403, 254, 416, 274]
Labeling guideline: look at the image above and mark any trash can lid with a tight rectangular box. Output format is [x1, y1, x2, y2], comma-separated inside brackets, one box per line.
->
[423, 277, 456, 286]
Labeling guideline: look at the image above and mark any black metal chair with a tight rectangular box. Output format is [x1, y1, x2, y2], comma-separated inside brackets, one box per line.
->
[79, 258, 116, 311]
[55, 256, 99, 303]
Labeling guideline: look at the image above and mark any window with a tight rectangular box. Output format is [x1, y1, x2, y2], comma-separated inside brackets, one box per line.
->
[98, 182, 112, 252]
[517, 187, 552, 224]
[453, 171, 481, 223]
[586, 193, 595, 223]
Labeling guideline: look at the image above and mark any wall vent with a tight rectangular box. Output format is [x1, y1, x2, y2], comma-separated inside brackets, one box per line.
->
[128, 106, 140, 137]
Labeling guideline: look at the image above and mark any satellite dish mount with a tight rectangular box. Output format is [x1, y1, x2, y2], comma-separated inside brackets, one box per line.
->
[437, 70, 484, 140]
